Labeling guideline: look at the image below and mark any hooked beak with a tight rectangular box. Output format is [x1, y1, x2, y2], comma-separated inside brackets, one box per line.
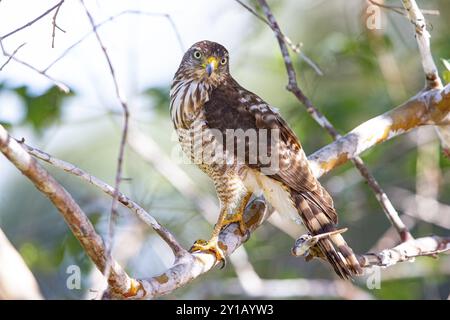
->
[205, 57, 218, 77]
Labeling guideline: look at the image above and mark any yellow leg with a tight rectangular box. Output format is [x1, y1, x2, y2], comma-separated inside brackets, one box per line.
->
[189, 192, 252, 266]
[222, 192, 252, 236]
[189, 207, 229, 264]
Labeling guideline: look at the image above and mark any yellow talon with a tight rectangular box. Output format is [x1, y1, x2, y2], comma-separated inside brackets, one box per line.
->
[189, 238, 226, 268]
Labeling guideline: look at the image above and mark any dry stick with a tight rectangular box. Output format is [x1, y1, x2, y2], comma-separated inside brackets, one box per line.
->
[400, 0, 449, 156]
[44, 10, 184, 72]
[234, 0, 323, 76]
[257, 0, 412, 242]
[401, 0, 442, 90]
[308, 85, 450, 175]
[0, 39, 70, 93]
[358, 235, 450, 267]
[0, 1, 68, 91]
[79, 0, 130, 279]
[18, 141, 186, 257]
[51, 1, 66, 48]
[0, 0, 64, 40]
[0, 42, 26, 71]
[0, 125, 135, 296]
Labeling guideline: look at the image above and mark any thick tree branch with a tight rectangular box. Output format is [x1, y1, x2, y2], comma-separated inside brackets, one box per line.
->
[0, 125, 135, 296]
[400, 0, 450, 156]
[108, 199, 270, 299]
[308, 85, 450, 177]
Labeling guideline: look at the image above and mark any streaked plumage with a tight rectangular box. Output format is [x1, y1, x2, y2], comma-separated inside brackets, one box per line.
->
[170, 40, 362, 279]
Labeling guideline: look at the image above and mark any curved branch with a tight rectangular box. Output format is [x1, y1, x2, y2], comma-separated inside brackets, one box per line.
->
[107, 199, 269, 299]
[308, 85, 450, 178]
[359, 235, 449, 267]
[0, 125, 134, 296]
[18, 141, 185, 257]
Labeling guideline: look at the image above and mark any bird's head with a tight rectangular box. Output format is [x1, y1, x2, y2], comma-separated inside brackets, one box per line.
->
[176, 40, 230, 86]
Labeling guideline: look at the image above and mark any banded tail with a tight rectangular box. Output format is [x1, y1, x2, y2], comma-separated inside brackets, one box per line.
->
[291, 188, 363, 279]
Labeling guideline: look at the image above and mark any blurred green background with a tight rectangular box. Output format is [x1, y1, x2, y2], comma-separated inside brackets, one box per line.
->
[0, 0, 449, 299]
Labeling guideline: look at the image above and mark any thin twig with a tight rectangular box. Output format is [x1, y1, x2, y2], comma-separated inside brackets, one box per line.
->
[80, 0, 130, 279]
[0, 39, 70, 92]
[235, 0, 323, 76]
[0, 0, 64, 40]
[44, 10, 184, 72]
[368, 0, 439, 17]
[18, 140, 186, 257]
[257, 0, 412, 241]
[51, 1, 66, 48]
[0, 42, 26, 71]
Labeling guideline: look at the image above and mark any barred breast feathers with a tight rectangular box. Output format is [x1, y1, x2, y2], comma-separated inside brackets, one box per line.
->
[170, 76, 211, 129]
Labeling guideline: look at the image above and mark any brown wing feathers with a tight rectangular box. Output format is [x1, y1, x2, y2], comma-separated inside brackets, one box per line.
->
[204, 79, 362, 278]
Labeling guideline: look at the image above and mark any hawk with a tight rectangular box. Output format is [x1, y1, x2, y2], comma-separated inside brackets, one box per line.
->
[170, 40, 362, 279]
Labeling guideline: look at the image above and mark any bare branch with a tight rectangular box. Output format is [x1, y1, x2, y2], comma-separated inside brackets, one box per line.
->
[79, 0, 130, 278]
[0, 42, 26, 71]
[235, 0, 323, 76]
[257, 0, 411, 241]
[51, 1, 65, 48]
[359, 236, 450, 267]
[44, 10, 184, 72]
[389, 187, 450, 229]
[400, 0, 450, 157]
[106, 199, 270, 299]
[0, 124, 135, 296]
[0, 39, 70, 93]
[308, 85, 450, 177]
[18, 140, 186, 257]
[0, 0, 64, 40]
[401, 0, 442, 90]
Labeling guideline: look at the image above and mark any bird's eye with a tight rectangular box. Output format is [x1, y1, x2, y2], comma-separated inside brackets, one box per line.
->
[220, 57, 228, 65]
[193, 50, 202, 60]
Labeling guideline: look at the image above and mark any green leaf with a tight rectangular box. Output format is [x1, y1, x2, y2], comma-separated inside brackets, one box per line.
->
[14, 85, 74, 134]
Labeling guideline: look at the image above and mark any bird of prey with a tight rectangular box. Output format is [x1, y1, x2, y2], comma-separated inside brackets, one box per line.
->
[170, 40, 362, 279]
